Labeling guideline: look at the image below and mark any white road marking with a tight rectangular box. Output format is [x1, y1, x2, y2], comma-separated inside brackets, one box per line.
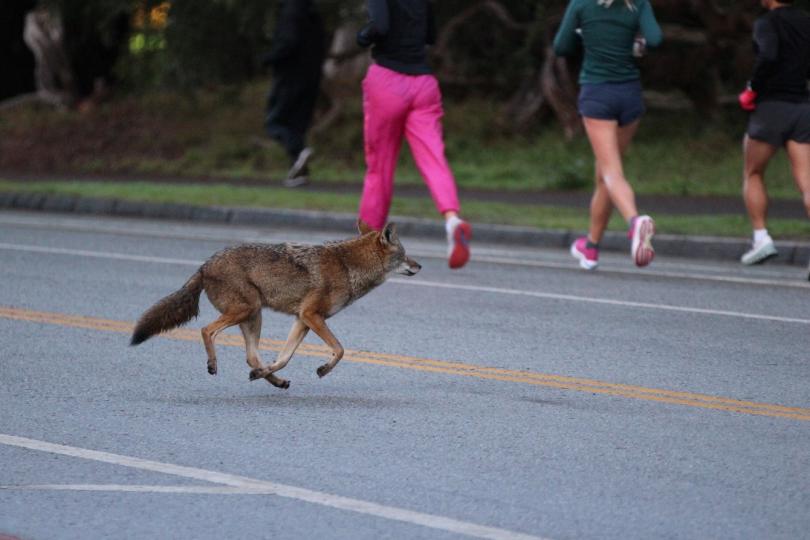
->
[0, 211, 806, 286]
[0, 434, 548, 540]
[1, 484, 273, 494]
[391, 279, 810, 325]
[0, 242, 807, 325]
[468, 253, 810, 290]
[0, 242, 197, 266]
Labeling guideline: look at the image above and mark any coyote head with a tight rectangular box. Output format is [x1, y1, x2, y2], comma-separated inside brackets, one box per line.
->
[359, 220, 421, 276]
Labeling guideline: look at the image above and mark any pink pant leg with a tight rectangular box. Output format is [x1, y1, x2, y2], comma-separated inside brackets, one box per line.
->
[358, 65, 409, 230]
[404, 75, 460, 216]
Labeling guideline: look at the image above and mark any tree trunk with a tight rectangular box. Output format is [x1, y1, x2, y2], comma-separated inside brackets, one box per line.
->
[22, 7, 77, 108]
[540, 46, 580, 139]
[312, 22, 370, 134]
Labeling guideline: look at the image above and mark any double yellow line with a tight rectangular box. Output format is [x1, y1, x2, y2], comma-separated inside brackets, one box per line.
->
[3, 305, 809, 422]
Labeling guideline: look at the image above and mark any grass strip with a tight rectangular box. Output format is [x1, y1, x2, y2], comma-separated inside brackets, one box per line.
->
[2, 179, 809, 239]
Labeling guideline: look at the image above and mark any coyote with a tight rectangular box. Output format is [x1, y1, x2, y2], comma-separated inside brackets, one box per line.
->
[130, 222, 421, 388]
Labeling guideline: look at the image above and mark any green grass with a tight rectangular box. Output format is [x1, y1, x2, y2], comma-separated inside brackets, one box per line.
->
[3, 179, 809, 239]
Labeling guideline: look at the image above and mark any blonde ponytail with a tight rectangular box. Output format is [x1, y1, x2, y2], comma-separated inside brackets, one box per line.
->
[597, 0, 637, 10]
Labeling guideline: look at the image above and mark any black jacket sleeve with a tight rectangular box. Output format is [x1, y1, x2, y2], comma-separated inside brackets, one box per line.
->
[426, 2, 436, 46]
[750, 16, 779, 92]
[357, 0, 389, 48]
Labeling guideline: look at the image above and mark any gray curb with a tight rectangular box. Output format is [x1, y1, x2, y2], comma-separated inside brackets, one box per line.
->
[2, 191, 808, 266]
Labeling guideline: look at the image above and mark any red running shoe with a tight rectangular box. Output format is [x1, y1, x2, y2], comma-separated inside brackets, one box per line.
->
[570, 237, 599, 270]
[448, 220, 472, 269]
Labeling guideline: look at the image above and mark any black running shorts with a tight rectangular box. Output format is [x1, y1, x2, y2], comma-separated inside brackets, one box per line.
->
[747, 100, 810, 147]
[578, 80, 645, 127]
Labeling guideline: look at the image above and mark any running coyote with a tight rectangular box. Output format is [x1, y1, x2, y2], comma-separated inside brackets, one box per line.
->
[130, 222, 421, 388]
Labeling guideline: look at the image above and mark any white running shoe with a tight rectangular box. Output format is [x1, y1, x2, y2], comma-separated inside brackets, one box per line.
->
[630, 215, 655, 267]
[740, 237, 777, 265]
[286, 147, 313, 182]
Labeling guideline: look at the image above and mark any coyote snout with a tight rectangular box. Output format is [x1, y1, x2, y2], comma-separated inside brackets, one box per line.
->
[398, 256, 421, 276]
[130, 222, 419, 389]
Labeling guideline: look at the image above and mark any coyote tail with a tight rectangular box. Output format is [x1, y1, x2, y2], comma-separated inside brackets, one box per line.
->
[130, 271, 204, 346]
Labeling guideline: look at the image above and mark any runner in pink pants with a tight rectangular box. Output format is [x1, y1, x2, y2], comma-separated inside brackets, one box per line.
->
[357, 0, 471, 269]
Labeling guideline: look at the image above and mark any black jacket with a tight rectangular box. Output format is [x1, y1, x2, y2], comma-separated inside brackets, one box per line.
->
[750, 6, 810, 102]
[357, 0, 436, 75]
[265, 0, 326, 79]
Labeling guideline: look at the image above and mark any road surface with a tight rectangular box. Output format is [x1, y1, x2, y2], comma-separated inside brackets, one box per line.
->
[1, 210, 808, 540]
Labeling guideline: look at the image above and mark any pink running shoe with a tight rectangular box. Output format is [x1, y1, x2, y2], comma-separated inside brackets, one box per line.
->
[629, 215, 655, 267]
[448, 220, 472, 269]
[570, 237, 599, 270]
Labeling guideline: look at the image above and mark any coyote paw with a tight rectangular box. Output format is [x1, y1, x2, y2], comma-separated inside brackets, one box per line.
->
[208, 364, 217, 375]
[269, 377, 290, 389]
[249, 368, 266, 381]
[316, 364, 332, 378]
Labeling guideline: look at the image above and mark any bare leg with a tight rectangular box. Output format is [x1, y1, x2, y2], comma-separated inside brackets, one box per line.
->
[588, 162, 613, 244]
[743, 135, 779, 230]
[201, 307, 254, 375]
[588, 121, 639, 243]
[249, 318, 309, 385]
[785, 140, 810, 219]
[582, 117, 639, 222]
[299, 312, 344, 378]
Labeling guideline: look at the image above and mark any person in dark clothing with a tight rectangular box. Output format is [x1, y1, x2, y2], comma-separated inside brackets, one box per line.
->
[738, 0, 810, 274]
[264, 0, 326, 187]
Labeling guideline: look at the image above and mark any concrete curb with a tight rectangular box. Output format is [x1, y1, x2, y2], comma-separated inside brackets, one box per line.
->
[2, 191, 808, 266]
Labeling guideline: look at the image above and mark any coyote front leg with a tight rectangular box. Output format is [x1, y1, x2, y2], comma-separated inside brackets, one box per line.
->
[299, 312, 344, 378]
[249, 318, 309, 384]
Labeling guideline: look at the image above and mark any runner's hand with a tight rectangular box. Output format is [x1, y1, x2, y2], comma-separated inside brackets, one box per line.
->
[632, 37, 646, 58]
[738, 87, 757, 111]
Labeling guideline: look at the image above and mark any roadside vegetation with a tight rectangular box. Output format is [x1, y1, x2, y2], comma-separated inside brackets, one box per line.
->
[2, 82, 809, 239]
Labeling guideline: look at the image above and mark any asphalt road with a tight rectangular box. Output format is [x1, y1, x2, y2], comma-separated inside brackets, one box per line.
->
[0, 210, 808, 540]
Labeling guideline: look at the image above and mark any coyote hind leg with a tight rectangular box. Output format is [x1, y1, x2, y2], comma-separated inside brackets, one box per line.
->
[249, 318, 308, 385]
[240, 310, 290, 389]
[201, 307, 254, 375]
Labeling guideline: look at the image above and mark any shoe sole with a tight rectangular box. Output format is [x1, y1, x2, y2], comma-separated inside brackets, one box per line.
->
[632, 218, 655, 267]
[448, 222, 472, 269]
[287, 148, 313, 180]
[743, 252, 778, 265]
[741, 246, 778, 265]
[570, 243, 598, 270]
[283, 176, 309, 188]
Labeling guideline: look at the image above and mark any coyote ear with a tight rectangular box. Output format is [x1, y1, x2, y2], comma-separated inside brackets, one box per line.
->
[381, 222, 397, 245]
[357, 219, 375, 235]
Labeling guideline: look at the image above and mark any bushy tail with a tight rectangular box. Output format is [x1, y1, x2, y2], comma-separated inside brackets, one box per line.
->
[130, 271, 204, 346]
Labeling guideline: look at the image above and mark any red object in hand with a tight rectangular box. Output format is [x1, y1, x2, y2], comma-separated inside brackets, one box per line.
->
[738, 88, 758, 111]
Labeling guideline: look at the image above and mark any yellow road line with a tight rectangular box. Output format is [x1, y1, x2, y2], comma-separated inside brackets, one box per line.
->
[2, 306, 809, 422]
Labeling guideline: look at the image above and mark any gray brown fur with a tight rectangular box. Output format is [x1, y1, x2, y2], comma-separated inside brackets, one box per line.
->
[130, 222, 420, 388]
